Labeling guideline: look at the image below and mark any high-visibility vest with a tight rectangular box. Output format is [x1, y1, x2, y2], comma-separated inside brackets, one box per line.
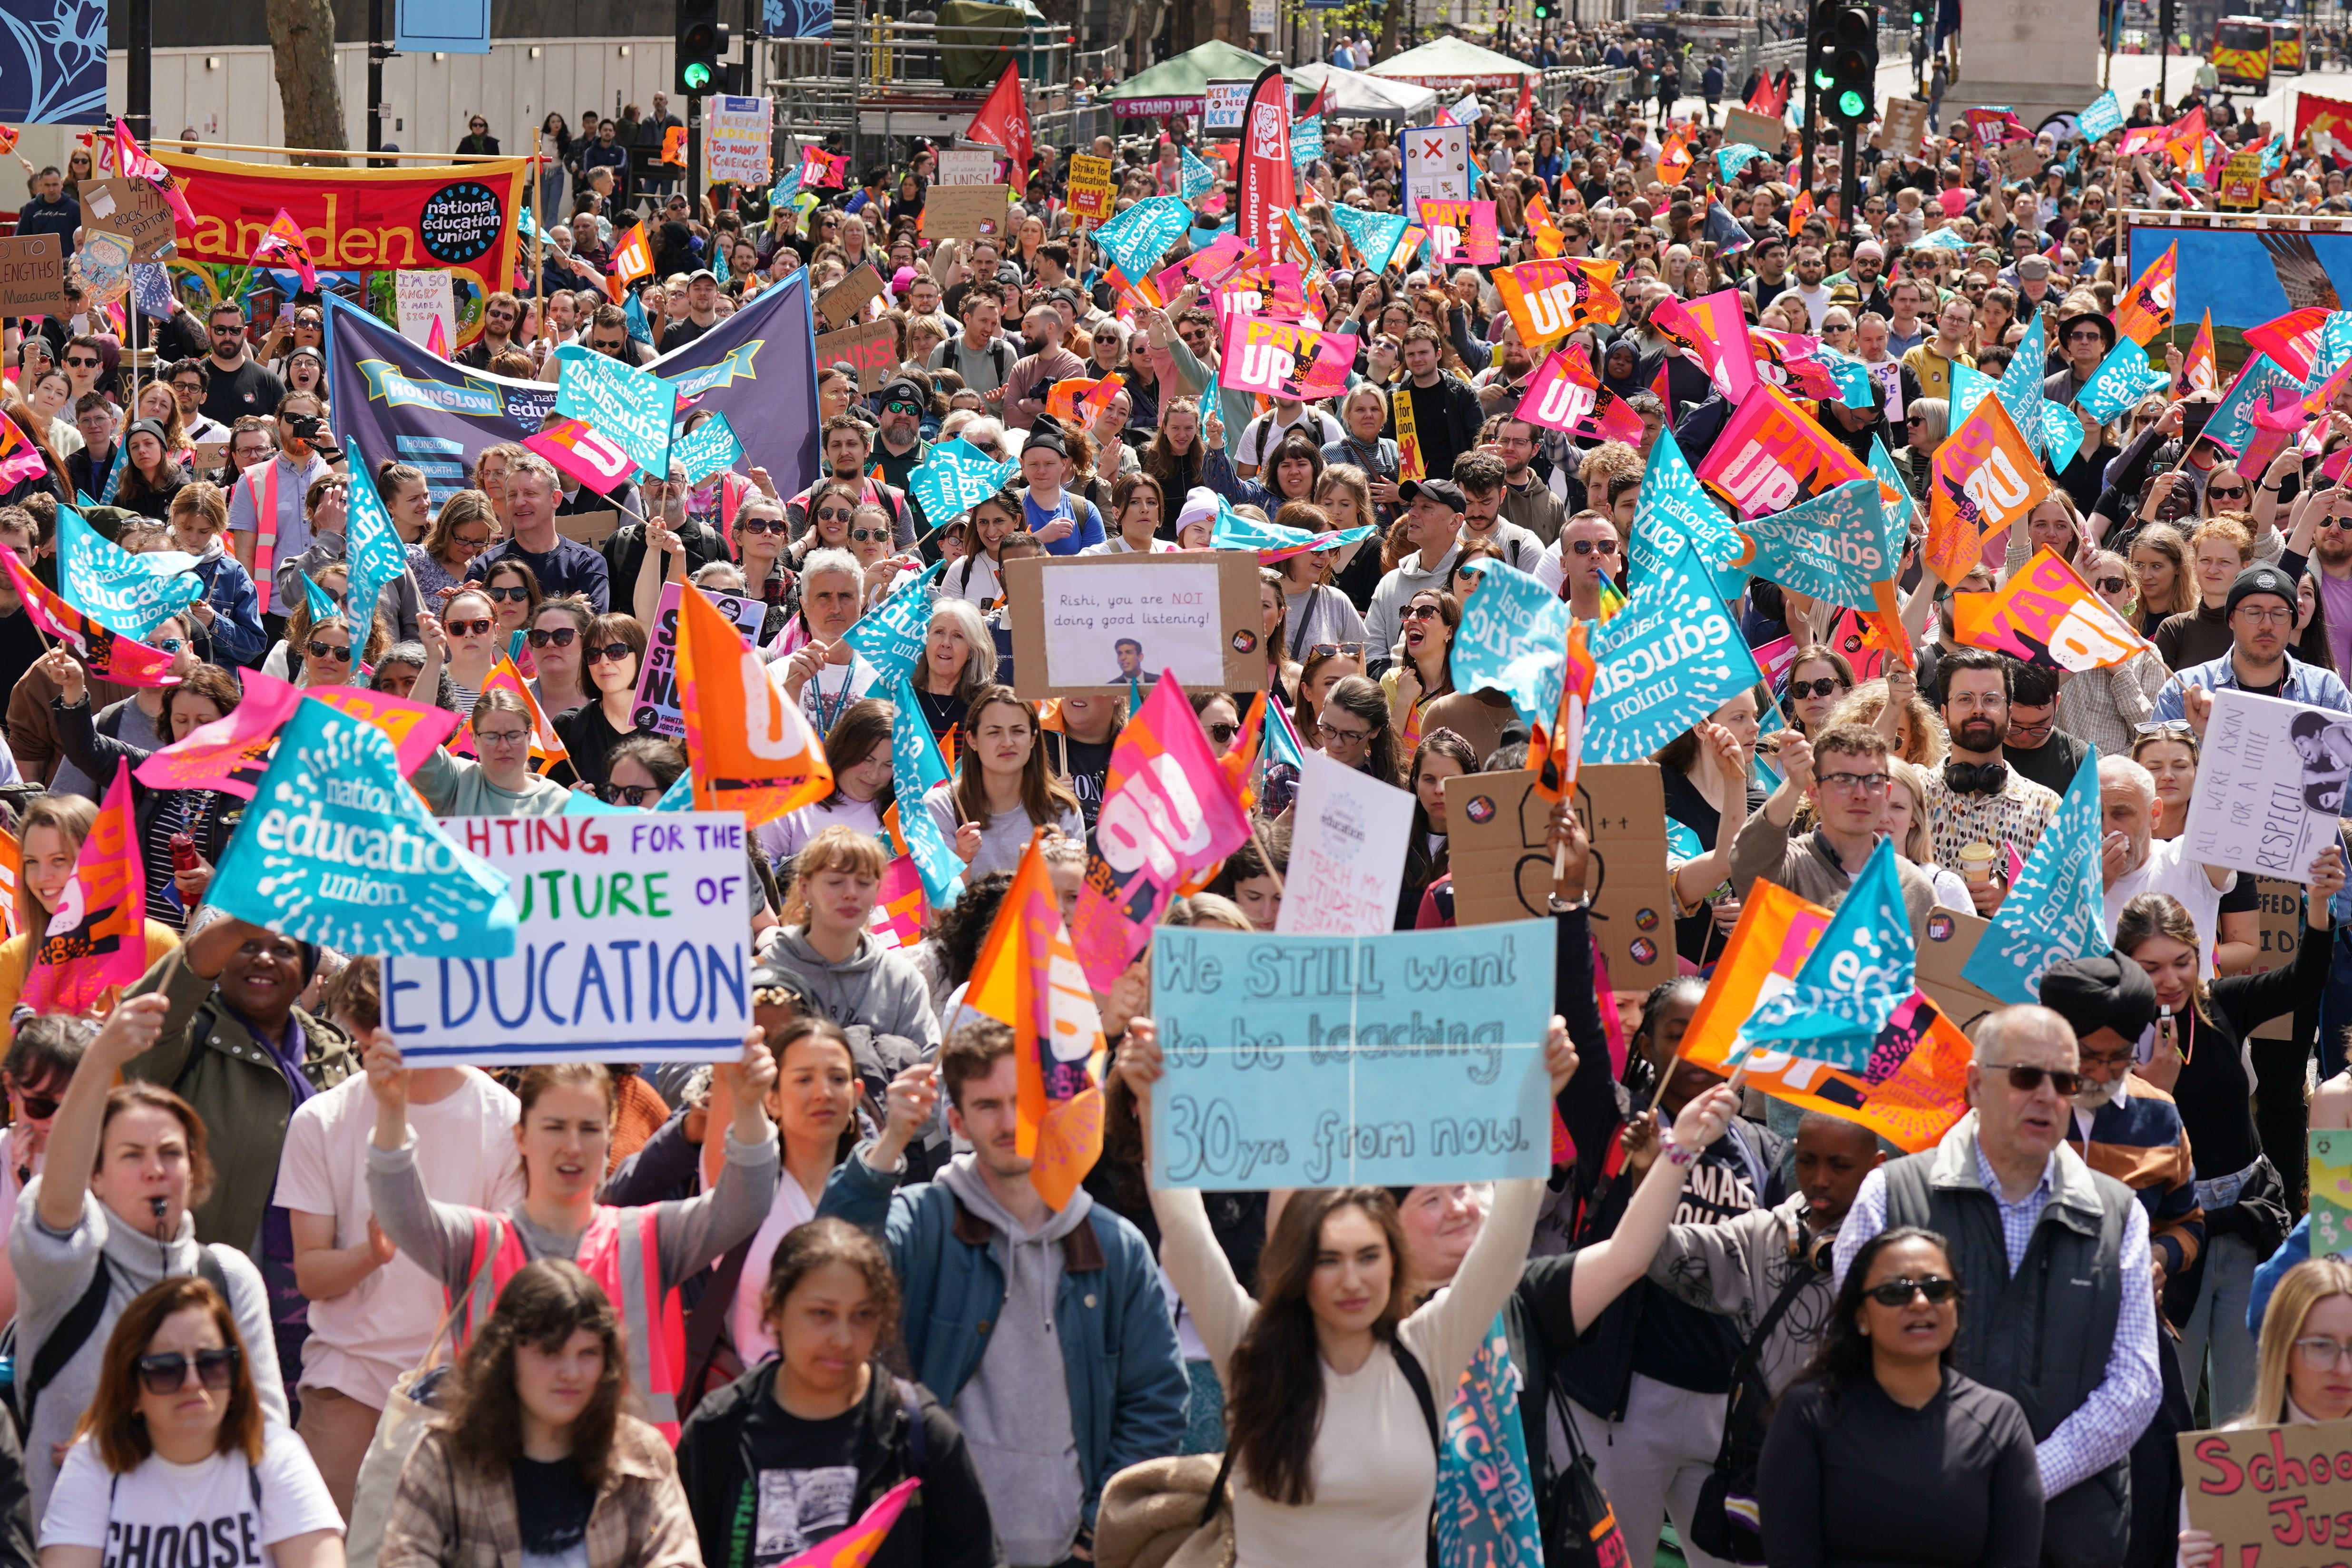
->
[453, 1205, 687, 1440]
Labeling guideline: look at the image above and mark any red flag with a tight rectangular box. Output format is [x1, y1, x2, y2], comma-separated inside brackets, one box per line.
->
[0, 549, 177, 687]
[1303, 78, 1330, 118]
[1236, 65, 1295, 268]
[21, 760, 147, 1016]
[1515, 74, 1534, 132]
[965, 63, 1033, 178]
[1651, 356, 1673, 423]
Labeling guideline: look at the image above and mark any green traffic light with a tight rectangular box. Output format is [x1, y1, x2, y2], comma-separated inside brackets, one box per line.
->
[683, 60, 713, 88]
[1838, 88, 1866, 115]
[1814, 68, 1834, 86]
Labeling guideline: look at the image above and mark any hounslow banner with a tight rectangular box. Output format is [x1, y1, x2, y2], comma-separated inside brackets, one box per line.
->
[324, 274, 822, 506]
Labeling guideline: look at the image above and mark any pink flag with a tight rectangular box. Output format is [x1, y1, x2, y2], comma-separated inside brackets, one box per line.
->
[526, 417, 639, 492]
[864, 856, 930, 951]
[1652, 288, 1758, 403]
[1071, 677, 1254, 991]
[0, 549, 177, 688]
[21, 761, 146, 1016]
[135, 668, 460, 799]
[1515, 348, 1646, 443]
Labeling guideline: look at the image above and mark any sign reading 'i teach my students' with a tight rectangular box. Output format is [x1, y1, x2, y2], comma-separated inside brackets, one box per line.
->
[1147, 921, 1556, 1190]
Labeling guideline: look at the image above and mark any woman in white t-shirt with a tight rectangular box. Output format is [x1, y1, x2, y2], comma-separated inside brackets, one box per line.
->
[755, 699, 891, 865]
[39, 1274, 343, 1568]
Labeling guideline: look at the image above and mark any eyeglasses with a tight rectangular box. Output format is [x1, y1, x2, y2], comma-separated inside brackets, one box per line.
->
[2066, 328, 2107, 344]
[475, 727, 532, 747]
[305, 640, 353, 662]
[1862, 1275, 1960, 1308]
[450, 533, 490, 550]
[1818, 770, 1892, 794]
[64, 357, 98, 369]
[2294, 1337, 2352, 1371]
[2205, 485, 2250, 502]
[1401, 603, 1443, 621]
[137, 1347, 239, 1396]
[1569, 538, 1619, 556]
[883, 399, 923, 415]
[1205, 721, 1239, 744]
[1318, 721, 1372, 745]
[602, 782, 662, 805]
[483, 585, 532, 603]
[445, 617, 494, 636]
[2094, 576, 2128, 593]
[2239, 605, 2296, 626]
[737, 517, 787, 536]
[584, 641, 635, 664]
[1988, 1061, 2085, 1097]
[526, 627, 578, 649]
[1787, 677, 1845, 700]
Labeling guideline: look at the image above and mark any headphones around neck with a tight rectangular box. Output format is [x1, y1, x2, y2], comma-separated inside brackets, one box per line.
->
[1943, 761, 2009, 796]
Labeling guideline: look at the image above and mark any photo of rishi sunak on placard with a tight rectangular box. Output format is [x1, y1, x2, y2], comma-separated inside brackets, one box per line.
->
[1003, 550, 1268, 699]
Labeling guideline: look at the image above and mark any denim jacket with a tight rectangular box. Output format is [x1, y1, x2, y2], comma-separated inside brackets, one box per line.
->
[2151, 648, 2352, 722]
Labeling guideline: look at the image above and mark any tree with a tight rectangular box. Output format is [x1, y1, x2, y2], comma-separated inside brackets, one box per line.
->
[266, 0, 348, 164]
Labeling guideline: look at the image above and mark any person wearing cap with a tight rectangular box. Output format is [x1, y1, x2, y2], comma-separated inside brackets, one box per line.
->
[1365, 478, 1465, 660]
[870, 373, 933, 501]
[1833, 1000, 2160, 1568]
[2037, 951, 2204, 1568]
[1014, 414, 1104, 556]
[2154, 564, 2352, 725]
[660, 267, 725, 352]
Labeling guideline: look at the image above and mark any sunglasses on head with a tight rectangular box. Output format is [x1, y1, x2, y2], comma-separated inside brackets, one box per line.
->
[585, 641, 634, 664]
[137, 1347, 239, 1396]
[446, 617, 493, 636]
[602, 782, 662, 805]
[1862, 1275, 1960, 1308]
[527, 626, 578, 649]
[1306, 641, 1365, 660]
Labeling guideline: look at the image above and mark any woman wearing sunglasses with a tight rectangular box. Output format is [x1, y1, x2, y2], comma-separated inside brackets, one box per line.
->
[553, 613, 654, 799]
[1382, 587, 1458, 754]
[525, 597, 595, 719]
[2120, 870, 2341, 1409]
[596, 735, 685, 813]
[40, 1274, 341, 1568]
[480, 557, 543, 646]
[379, 1259, 699, 1568]
[431, 587, 504, 717]
[1757, 1226, 2043, 1568]
[1780, 647, 1855, 736]
[2181, 1258, 2352, 1568]
[1893, 396, 1947, 502]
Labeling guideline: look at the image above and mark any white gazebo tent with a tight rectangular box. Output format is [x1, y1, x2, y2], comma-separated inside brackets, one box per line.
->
[1364, 37, 1543, 93]
[1288, 63, 1441, 121]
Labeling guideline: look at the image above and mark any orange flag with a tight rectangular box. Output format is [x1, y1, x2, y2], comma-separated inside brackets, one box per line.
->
[674, 574, 832, 823]
[607, 223, 654, 304]
[1949, 548, 2150, 671]
[1785, 188, 1814, 238]
[966, 830, 1107, 1210]
[1493, 257, 1623, 348]
[1926, 394, 2053, 586]
[1524, 191, 1566, 259]
[0, 824, 20, 940]
[2180, 309, 2219, 395]
[2113, 243, 2176, 346]
[1658, 135, 1693, 186]
[1531, 619, 1595, 805]
[22, 761, 146, 1015]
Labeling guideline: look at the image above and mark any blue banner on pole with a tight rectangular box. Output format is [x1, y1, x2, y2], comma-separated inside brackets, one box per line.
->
[555, 343, 677, 480]
[841, 560, 946, 687]
[56, 505, 200, 639]
[675, 412, 745, 486]
[890, 673, 965, 909]
[1960, 748, 2111, 1004]
[1582, 534, 1762, 764]
[0, 0, 105, 125]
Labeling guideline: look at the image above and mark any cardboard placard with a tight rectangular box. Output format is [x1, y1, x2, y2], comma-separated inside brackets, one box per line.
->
[1002, 549, 1266, 699]
[1912, 906, 2010, 1035]
[554, 508, 621, 549]
[1882, 98, 1931, 158]
[1722, 106, 1788, 155]
[193, 441, 226, 475]
[813, 318, 899, 392]
[82, 177, 176, 262]
[1068, 153, 1116, 222]
[924, 185, 1011, 242]
[2003, 142, 2045, 179]
[2178, 1417, 2352, 1568]
[815, 262, 886, 332]
[0, 234, 70, 316]
[936, 148, 998, 186]
[2246, 874, 2307, 1042]
[1443, 764, 1674, 990]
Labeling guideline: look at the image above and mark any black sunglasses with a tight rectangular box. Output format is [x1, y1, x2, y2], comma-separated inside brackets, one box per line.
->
[2094, 576, 2127, 593]
[883, 398, 924, 415]
[137, 1346, 239, 1395]
[1992, 1062, 2083, 1097]
[849, 527, 890, 542]
[1786, 677, 1844, 700]
[1862, 1275, 1960, 1308]
[602, 782, 661, 805]
[584, 641, 634, 663]
[306, 640, 353, 662]
[736, 517, 787, 536]
[1205, 721, 1239, 744]
[526, 626, 578, 649]
[15, 1090, 59, 1120]
[483, 585, 533, 602]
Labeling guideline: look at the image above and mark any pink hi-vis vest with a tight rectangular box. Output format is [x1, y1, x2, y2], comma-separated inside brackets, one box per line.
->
[455, 1207, 686, 1439]
[236, 460, 281, 591]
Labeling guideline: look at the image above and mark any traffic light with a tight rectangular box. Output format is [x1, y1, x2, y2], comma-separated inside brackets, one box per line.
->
[1534, 0, 1550, 17]
[676, 0, 728, 97]
[1909, 0, 1927, 23]
[1810, 0, 1878, 126]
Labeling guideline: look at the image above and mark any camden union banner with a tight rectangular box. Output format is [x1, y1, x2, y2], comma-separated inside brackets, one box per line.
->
[155, 152, 530, 341]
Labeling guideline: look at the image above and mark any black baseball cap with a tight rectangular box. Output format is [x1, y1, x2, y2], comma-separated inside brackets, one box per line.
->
[1399, 478, 1466, 512]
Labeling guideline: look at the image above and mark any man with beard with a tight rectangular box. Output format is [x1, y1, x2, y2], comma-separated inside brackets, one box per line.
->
[999, 302, 1086, 432]
[869, 375, 933, 527]
[1472, 334, 1540, 420]
[2098, 756, 2236, 976]
[2038, 954, 2202, 1568]
[1919, 648, 2062, 912]
[2156, 564, 2352, 722]
[1488, 415, 1568, 543]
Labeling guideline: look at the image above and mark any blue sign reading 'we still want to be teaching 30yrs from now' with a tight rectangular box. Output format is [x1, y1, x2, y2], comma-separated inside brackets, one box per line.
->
[1146, 921, 1557, 1190]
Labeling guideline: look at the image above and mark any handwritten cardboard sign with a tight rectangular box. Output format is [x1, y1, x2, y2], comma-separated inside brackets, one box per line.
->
[2179, 1417, 2352, 1568]
[82, 177, 176, 262]
[1002, 550, 1265, 699]
[1722, 106, 1788, 155]
[1882, 98, 1931, 158]
[0, 234, 71, 316]
[553, 508, 621, 549]
[1444, 764, 1674, 987]
[1147, 921, 1558, 1189]
[813, 318, 899, 392]
[924, 184, 1011, 242]
[2182, 688, 2347, 884]
[935, 148, 998, 186]
[816, 262, 885, 332]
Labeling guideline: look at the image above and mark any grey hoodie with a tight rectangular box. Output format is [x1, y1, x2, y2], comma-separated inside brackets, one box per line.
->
[759, 927, 941, 1052]
[934, 1157, 1091, 1568]
[11, 1181, 288, 1520]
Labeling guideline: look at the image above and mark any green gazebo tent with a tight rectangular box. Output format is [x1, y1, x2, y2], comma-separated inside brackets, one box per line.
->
[1108, 39, 1276, 116]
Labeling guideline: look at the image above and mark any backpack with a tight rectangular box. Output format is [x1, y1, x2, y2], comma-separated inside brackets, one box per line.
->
[8, 1247, 230, 1437]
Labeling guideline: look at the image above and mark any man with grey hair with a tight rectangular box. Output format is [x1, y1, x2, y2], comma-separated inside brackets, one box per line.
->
[2097, 754, 2236, 978]
[1834, 1004, 2160, 1568]
[464, 449, 611, 609]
